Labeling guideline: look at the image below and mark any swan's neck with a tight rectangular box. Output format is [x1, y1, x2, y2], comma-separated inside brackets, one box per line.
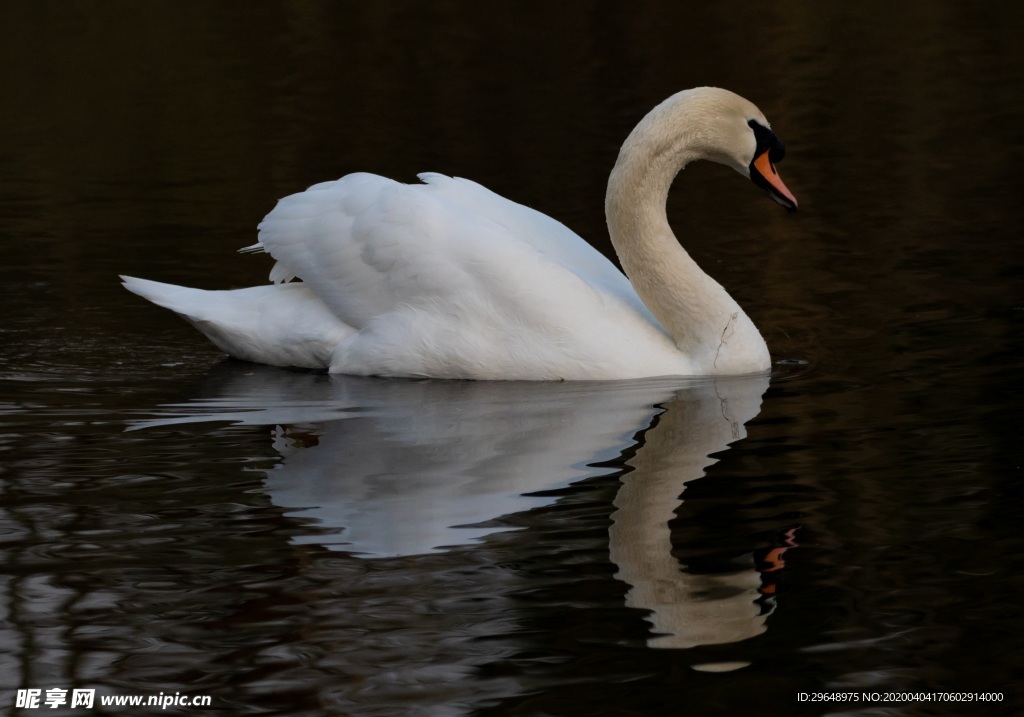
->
[605, 114, 769, 374]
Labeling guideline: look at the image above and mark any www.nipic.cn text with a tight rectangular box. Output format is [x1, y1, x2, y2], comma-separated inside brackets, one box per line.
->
[16, 688, 212, 710]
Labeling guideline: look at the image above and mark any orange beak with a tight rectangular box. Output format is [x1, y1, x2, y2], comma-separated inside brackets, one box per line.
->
[752, 149, 799, 212]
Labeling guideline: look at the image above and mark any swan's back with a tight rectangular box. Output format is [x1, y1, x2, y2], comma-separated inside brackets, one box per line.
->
[248, 173, 686, 379]
[255, 173, 649, 323]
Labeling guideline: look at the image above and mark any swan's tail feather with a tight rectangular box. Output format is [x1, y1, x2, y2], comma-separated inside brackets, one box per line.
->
[120, 276, 212, 319]
[121, 276, 353, 369]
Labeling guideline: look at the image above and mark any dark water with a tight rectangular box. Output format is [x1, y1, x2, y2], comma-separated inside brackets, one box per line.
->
[2, 2, 1023, 715]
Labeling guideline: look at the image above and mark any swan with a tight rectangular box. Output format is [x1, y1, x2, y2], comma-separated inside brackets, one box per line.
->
[122, 87, 797, 380]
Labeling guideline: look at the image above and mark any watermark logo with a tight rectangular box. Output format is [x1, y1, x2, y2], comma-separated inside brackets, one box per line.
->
[16, 690, 93, 709]
[15, 688, 210, 710]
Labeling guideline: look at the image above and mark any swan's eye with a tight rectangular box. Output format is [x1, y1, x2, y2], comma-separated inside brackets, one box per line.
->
[747, 119, 785, 164]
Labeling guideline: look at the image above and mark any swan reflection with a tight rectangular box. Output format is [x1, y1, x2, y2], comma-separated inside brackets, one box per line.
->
[136, 364, 782, 651]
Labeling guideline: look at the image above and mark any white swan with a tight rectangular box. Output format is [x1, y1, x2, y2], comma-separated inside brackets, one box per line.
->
[123, 87, 797, 380]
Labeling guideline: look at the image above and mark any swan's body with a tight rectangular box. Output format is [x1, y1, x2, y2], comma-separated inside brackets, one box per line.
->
[124, 87, 796, 380]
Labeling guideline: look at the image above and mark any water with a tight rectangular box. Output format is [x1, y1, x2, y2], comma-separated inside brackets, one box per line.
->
[2, 2, 1023, 715]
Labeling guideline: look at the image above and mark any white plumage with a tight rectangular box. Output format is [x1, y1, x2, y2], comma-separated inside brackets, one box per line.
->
[124, 87, 797, 380]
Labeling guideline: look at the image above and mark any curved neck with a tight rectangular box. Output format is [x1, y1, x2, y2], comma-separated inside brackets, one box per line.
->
[604, 102, 768, 373]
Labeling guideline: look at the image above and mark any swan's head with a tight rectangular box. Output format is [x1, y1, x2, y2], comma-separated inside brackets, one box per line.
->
[691, 88, 799, 213]
[618, 87, 798, 213]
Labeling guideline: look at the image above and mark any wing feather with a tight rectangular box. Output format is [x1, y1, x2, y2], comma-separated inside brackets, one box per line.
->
[249, 172, 674, 377]
[255, 172, 657, 325]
